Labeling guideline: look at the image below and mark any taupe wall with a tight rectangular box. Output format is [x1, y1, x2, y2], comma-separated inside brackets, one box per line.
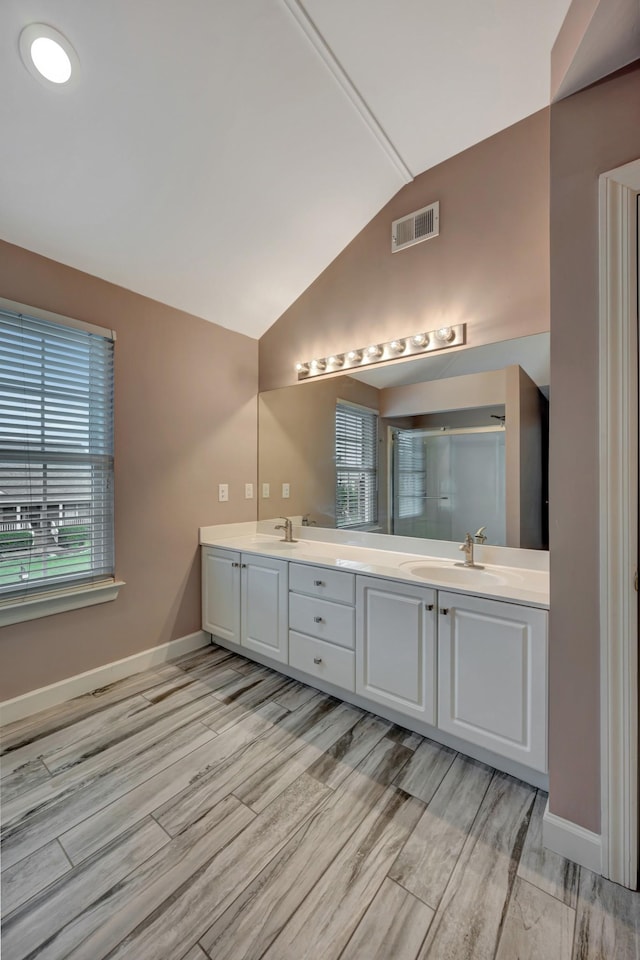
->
[259, 109, 550, 392]
[258, 376, 380, 527]
[0, 240, 258, 701]
[549, 61, 640, 832]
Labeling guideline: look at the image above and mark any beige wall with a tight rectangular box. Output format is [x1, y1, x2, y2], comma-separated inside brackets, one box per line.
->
[549, 61, 640, 832]
[0, 240, 258, 701]
[259, 109, 550, 392]
[258, 376, 380, 527]
[380, 369, 506, 418]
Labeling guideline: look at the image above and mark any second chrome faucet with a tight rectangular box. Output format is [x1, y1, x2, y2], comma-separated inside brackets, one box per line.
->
[274, 517, 297, 543]
[456, 532, 484, 569]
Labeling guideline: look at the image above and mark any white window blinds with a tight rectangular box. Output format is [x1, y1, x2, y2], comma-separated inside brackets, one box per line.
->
[335, 401, 378, 528]
[0, 306, 115, 600]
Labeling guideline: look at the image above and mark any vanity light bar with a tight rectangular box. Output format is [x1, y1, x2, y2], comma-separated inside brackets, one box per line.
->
[295, 324, 466, 380]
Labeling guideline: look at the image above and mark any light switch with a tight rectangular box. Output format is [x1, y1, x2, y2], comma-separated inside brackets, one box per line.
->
[218, 483, 229, 502]
[245, 483, 254, 499]
[282, 483, 290, 498]
[262, 483, 270, 499]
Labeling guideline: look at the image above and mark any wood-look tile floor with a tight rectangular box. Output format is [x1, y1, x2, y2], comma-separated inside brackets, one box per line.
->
[1, 645, 639, 960]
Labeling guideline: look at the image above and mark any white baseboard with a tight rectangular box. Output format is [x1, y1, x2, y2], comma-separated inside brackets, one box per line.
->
[0, 630, 210, 725]
[543, 799, 602, 874]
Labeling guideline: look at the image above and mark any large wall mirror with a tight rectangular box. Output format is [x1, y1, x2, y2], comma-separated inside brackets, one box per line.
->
[258, 333, 549, 550]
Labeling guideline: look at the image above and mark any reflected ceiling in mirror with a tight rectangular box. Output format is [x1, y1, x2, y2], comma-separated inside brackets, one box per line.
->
[258, 333, 549, 550]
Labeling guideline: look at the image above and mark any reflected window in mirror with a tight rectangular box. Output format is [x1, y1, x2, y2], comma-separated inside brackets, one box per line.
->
[335, 401, 378, 529]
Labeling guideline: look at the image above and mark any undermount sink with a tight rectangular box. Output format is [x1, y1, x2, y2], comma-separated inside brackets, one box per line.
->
[400, 561, 509, 587]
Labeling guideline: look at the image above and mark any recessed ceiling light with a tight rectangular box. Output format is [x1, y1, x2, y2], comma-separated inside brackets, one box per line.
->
[19, 24, 79, 87]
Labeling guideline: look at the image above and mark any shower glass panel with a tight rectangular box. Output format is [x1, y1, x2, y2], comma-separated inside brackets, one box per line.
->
[391, 426, 506, 545]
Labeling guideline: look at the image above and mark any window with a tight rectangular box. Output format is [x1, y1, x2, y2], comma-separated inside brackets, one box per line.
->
[0, 302, 115, 604]
[335, 401, 378, 528]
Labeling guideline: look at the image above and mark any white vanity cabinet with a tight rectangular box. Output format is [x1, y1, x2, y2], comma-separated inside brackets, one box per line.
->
[356, 575, 437, 724]
[201, 547, 289, 663]
[437, 591, 548, 772]
[288, 562, 356, 691]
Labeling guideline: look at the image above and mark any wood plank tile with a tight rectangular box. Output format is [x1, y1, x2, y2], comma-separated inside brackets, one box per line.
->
[260, 787, 426, 960]
[573, 867, 640, 959]
[42, 671, 236, 776]
[272, 680, 319, 712]
[165, 645, 233, 672]
[1, 816, 168, 960]
[495, 876, 575, 960]
[232, 702, 364, 812]
[517, 790, 579, 908]
[33, 796, 254, 960]
[1, 839, 70, 916]
[60, 700, 287, 863]
[393, 737, 457, 804]
[96, 774, 333, 960]
[180, 947, 208, 960]
[390, 754, 493, 908]
[386, 726, 424, 751]
[306, 713, 391, 789]
[0, 664, 183, 752]
[340, 878, 434, 960]
[2, 720, 216, 869]
[198, 672, 299, 732]
[1, 757, 51, 803]
[199, 737, 415, 960]
[153, 694, 347, 836]
[1, 695, 151, 777]
[416, 773, 536, 960]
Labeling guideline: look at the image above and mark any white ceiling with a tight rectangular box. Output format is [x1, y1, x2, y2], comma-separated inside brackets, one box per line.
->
[0, 0, 572, 339]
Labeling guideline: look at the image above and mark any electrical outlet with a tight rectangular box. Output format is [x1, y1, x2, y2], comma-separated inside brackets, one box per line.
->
[262, 483, 270, 499]
[218, 483, 229, 502]
[245, 483, 254, 499]
[282, 483, 290, 499]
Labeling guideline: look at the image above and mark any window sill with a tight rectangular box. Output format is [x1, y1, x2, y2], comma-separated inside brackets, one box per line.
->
[0, 580, 125, 627]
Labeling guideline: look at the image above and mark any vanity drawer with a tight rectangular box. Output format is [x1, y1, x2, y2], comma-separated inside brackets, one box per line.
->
[289, 563, 355, 605]
[289, 631, 355, 691]
[289, 593, 355, 648]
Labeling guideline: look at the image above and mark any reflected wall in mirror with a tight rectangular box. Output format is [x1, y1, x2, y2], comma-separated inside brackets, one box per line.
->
[258, 333, 549, 550]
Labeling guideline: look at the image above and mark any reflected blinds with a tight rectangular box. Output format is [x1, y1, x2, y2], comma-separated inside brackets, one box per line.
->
[0, 307, 115, 599]
[335, 401, 378, 528]
[394, 430, 426, 518]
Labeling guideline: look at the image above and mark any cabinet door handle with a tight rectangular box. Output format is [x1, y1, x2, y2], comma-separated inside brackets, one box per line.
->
[313, 656, 322, 664]
[426, 603, 434, 611]
[440, 608, 449, 615]
[232, 561, 239, 568]
[241, 563, 247, 568]
[313, 616, 324, 623]
[314, 580, 325, 586]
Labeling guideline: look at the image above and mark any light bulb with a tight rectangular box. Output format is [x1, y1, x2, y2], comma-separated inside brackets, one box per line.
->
[411, 333, 428, 347]
[347, 350, 363, 362]
[310, 358, 327, 372]
[435, 326, 455, 343]
[390, 339, 406, 354]
[328, 355, 344, 367]
[366, 344, 383, 359]
[295, 361, 309, 374]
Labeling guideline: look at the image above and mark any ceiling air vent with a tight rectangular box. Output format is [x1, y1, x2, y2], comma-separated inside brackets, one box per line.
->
[391, 201, 439, 253]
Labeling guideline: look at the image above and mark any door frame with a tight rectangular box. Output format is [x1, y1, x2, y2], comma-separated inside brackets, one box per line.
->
[599, 158, 640, 887]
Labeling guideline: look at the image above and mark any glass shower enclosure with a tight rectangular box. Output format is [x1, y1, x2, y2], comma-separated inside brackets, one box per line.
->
[391, 425, 506, 545]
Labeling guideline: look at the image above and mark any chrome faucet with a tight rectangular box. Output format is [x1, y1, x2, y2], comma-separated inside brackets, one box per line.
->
[475, 525, 488, 544]
[274, 517, 297, 543]
[456, 532, 484, 569]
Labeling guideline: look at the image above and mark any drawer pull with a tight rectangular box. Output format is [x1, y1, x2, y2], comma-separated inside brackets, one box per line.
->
[440, 608, 449, 615]
[313, 616, 324, 623]
[313, 656, 322, 664]
[426, 603, 434, 611]
[314, 580, 325, 586]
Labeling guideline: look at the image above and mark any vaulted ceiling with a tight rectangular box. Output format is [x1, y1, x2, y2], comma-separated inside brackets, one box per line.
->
[1, 1, 575, 338]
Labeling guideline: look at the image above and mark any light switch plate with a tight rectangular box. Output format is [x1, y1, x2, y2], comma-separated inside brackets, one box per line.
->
[282, 483, 290, 498]
[245, 483, 254, 499]
[218, 483, 229, 502]
[262, 483, 270, 499]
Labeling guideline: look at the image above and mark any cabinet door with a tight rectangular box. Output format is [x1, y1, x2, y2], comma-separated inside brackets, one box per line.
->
[202, 547, 241, 645]
[437, 592, 548, 772]
[356, 576, 436, 723]
[241, 554, 289, 664]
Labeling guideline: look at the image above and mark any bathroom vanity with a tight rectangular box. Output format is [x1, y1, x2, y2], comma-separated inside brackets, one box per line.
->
[200, 522, 549, 788]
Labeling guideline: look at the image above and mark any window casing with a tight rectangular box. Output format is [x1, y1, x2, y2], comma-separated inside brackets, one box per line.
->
[335, 401, 378, 528]
[0, 304, 115, 602]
